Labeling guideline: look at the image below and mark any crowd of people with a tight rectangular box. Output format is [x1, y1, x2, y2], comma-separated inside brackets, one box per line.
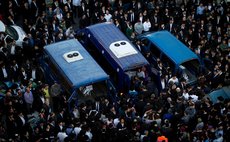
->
[0, 0, 230, 141]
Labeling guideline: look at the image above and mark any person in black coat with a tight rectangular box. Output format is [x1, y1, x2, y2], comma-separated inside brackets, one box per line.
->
[79, 14, 90, 29]
[29, 0, 39, 23]
[134, 94, 146, 117]
[128, 9, 136, 26]
[10, 60, 20, 82]
[211, 69, 225, 89]
[18, 67, 29, 86]
[64, 12, 73, 28]
[22, 37, 34, 60]
[11, 0, 21, 20]
[78, 2, 87, 18]
[13, 89, 27, 114]
[5, 112, 17, 139]
[91, 11, 100, 24]
[32, 87, 45, 112]
[116, 117, 130, 142]
[0, 63, 12, 82]
[15, 111, 27, 133]
[165, 18, 177, 33]
[0, 47, 10, 66]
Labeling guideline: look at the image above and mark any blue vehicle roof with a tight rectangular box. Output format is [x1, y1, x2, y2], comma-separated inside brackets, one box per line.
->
[144, 31, 199, 66]
[85, 22, 149, 71]
[44, 39, 109, 90]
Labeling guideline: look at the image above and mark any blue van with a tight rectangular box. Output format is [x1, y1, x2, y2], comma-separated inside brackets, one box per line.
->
[39, 39, 112, 105]
[77, 22, 161, 94]
[137, 31, 206, 86]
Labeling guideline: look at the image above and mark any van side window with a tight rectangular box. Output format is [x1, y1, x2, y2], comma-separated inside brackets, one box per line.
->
[5, 26, 19, 40]
[150, 42, 161, 59]
[181, 59, 200, 75]
[161, 53, 175, 70]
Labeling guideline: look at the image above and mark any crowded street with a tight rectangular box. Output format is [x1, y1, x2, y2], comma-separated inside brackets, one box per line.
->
[0, 0, 230, 142]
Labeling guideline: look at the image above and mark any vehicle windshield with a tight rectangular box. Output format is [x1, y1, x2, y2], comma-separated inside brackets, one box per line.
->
[181, 59, 200, 74]
[5, 26, 19, 40]
[180, 59, 200, 83]
[77, 81, 108, 103]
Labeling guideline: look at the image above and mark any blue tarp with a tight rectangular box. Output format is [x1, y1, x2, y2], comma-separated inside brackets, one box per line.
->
[44, 39, 109, 90]
[86, 22, 149, 71]
[145, 31, 199, 66]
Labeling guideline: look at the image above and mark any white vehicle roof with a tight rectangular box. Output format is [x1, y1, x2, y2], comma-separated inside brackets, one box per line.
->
[0, 20, 5, 32]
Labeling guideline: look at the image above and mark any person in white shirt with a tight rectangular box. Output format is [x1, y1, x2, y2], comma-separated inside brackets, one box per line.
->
[73, 123, 82, 137]
[182, 89, 189, 100]
[160, 76, 166, 90]
[1, 65, 9, 81]
[9, 40, 17, 57]
[62, 0, 68, 5]
[113, 118, 120, 127]
[85, 127, 93, 141]
[140, 130, 149, 142]
[137, 68, 146, 79]
[213, 133, 223, 142]
[57, 131, 68, 142]
[104, 9, 112, 22]
[143, 18, 151, 32]
[54, 7, 63, 21]
[168, 75, 179, 85]
[189, 94, 198, 102]
[134, 20, 144, 35]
